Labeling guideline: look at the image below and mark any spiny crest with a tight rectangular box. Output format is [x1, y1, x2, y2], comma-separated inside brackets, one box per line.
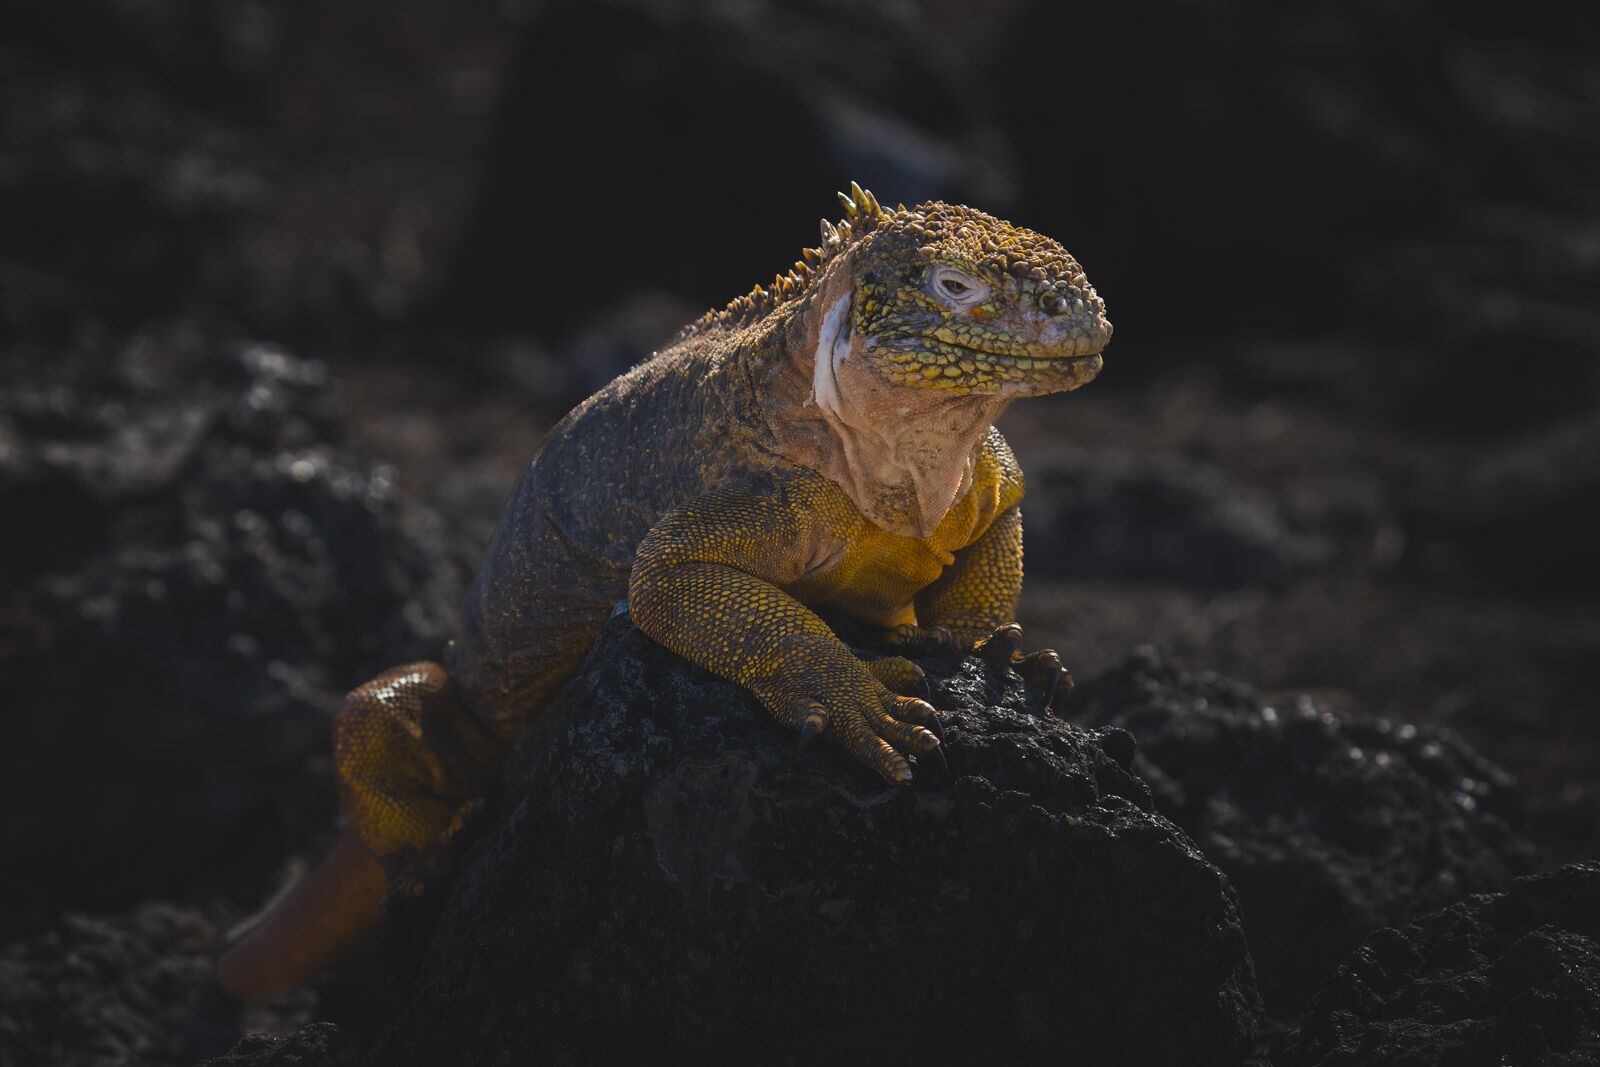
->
[685, 181, 888, 337]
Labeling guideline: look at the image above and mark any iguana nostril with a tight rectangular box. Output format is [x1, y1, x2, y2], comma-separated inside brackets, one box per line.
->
[1040, 291, 1071, 315]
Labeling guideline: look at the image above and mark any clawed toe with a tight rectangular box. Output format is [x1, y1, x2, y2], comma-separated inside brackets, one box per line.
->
[1015, 650, 1073, 713]
[976, 625, 1074, 714]
[1039, 656, 1062, 707]
[796, 705, 828, 747]
[977, 623, 1023, 668]
[864, 655, 932, 699]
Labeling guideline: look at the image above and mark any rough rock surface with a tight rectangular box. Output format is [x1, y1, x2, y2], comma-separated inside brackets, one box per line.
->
[0, 333, 468, 935]
[367, 614, 1262, 1065]
[196, 1024, 353, 1067]
[1278, 863, 1600, 1067]
[1073, 648, 1539, 1015]
[0, 903, 302, 1067]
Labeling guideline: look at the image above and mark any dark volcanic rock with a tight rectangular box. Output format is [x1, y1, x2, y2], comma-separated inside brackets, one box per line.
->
[0, 11, 261, 347]
[371, 614, 1261, 1065]
[1074, 648, 1538, 1016]
[0, 332, 468, 935]
[1021, 446, 1327, 589]
[1279, 863, 1600, 1067]
[198, 1024, 353, 1067]
[0, 903, 267, 1067]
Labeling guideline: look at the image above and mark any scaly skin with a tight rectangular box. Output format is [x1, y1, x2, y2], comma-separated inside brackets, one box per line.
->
[216, 184, 1112, 999]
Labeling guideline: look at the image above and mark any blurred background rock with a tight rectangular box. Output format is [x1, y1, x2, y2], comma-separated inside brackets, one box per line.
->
[1, 0, 1597, 1055]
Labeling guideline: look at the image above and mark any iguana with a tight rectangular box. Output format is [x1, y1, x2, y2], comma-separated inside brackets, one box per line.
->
[216, 183, 1112, 999]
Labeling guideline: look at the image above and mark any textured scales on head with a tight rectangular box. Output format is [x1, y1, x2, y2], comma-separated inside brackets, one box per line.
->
[685, 181, 1112, 397]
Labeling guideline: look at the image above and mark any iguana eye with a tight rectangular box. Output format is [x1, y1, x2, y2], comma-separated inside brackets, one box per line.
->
[929, 266, 989, 309]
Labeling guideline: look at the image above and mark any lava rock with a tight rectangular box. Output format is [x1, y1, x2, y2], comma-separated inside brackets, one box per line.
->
[1278, 862, 1600, 1067]
[0, 902, 286, 1067]
[369, 613, 1262, 1065]
[1021, 446, 1327, 589]
[0, 332, 468, 935]
[0, 10, 262, 347]
[1074, 647, 1539, 1016]
[198, 1024, 354, 1067]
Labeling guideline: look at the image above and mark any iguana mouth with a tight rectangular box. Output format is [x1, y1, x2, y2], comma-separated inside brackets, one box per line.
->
[872, 338, 1104, 372]
[872, 331, 1108, 366]
[864, 340, 1104, 393]
[945, 344, 1104, 365]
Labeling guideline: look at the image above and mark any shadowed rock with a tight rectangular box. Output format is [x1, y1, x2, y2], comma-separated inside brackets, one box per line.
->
[197, 1024, 354, 1067]
[0, 334, 468, 934]
[368, 614, 1262, 1065]
[1279, 863, 1600, 1066]
[0, 903, 306, 1066]
[1074, 647, 1538, 1016]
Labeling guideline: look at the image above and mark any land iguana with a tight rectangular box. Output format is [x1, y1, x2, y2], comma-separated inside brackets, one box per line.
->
[216, 183, 1113, 999]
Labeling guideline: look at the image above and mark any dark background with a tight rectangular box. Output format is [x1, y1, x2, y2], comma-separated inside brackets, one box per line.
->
[1, 0, 1597, 1050]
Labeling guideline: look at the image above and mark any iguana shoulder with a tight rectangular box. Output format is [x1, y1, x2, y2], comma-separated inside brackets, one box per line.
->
[524, 325, 764, 567]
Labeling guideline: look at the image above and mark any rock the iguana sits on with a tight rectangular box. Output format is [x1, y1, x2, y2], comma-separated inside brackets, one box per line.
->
[216, 183, 1113, 999]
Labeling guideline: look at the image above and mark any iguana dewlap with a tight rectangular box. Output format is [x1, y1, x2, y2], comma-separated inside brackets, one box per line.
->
[216, 184, 1112, 999]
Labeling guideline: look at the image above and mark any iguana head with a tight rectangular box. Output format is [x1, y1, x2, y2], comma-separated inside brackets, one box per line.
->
[839, 183, 1110, 397]
[702, 183, 1111, 398]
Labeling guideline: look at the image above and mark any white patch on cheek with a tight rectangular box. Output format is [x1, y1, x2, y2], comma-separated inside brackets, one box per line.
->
[813, 294, 852, 419]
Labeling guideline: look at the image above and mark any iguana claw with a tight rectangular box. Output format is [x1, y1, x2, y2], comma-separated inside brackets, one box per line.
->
[975, 624, 1073, 714]
[864, 654, 932, 699]
[977, 623, 1024, 667]
[1023, 649, 1069, 709]
[797, 706, 828, 747]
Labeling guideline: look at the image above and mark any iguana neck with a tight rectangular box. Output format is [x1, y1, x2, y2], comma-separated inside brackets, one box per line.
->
[758, 272, 1010, 538]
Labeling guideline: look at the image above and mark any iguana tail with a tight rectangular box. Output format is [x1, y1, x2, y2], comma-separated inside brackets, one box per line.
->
[215, 828, 386, 1001]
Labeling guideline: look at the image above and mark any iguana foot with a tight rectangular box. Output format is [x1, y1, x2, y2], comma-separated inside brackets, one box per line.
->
[879, 622, 1070, 711]
[389, 796, 491, 900]
[333, 662, 508, 874]
[766, 663, 942, 786]
[975, 624, 1073, 712]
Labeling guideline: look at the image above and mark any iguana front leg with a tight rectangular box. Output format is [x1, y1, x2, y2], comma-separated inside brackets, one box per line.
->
[629, 480, 943, 783]
[900, 506, 1073, 709]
